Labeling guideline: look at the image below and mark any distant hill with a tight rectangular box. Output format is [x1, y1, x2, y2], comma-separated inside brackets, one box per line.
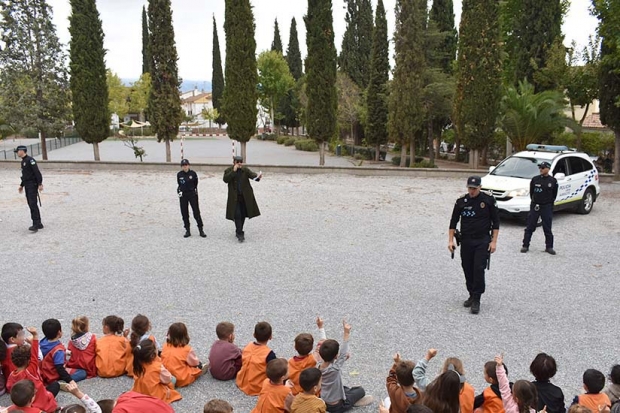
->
[121, 78, 212, 93]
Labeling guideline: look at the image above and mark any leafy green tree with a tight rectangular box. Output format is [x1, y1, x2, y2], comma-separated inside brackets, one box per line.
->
[212, 17, 225, 126]
[201, 107, 220, 128]
[69, 0, 109, 161]
[107, 70, 129, 119]
[257, 50, 295, 135]
[305, 0, 338, 165]
[148, 0, 183, 163]
[129, 73, 151, 121]
[365, 0, 389, 161]
[422, 70, 454, 165]
[337, 71, 362, 141]
[0, 0, 71, 160]
[142, 6, 151, 75]
[271, 18, 283, 53]
[223, 0, 258, 160]
[499, 81, 576, 152]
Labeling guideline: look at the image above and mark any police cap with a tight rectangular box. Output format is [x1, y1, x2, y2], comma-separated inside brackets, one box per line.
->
[467, 176, 481, 188]
[14, 145, 27, 153]
[233, 156, 243, 163]
[180, 159, 190, 166]
[538, 161, 551, 169]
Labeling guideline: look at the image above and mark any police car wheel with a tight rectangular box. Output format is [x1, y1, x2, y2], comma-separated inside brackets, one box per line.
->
[576, 188, 594, 215]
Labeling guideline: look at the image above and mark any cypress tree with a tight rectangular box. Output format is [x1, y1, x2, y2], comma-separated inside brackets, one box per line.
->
[212, 16, 225, 126]
[339, 0, 373, 88]
[366, 0, 389, 161]
[147, 0, 183, 163]
[305, 0, 337, 166]
[357, 0, 373, 88]
[429, 0, 457, 74]
[286, 18, 303, 81]
[142, 6, 151, 75]
[454, 0, 502, 167]
[69, 0, 109, 161]
[271, 18, 283, 54]
[223, 0, 258, 161]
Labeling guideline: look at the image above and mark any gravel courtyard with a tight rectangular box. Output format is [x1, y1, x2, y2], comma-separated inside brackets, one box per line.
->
[0, 168, 619, 412]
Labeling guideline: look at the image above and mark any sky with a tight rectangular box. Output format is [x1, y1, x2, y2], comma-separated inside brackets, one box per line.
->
[47, 0, 599, 89]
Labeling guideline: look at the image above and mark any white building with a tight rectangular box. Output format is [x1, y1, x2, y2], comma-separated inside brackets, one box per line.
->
[181, 88, 213, 119]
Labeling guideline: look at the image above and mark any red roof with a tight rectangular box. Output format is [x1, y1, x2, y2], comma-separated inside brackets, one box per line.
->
[582, 112, 607, 129]
[182, 92, 211, 103]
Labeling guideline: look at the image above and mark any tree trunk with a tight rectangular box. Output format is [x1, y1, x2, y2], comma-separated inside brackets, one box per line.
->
[40, 131, 48, 160]
[400, 144, 407, 167]
[241, 141, 247, 162]
[506, 137, 512, 158]
[409, 136, 415, 168]
[271, 106, 278, 136]
[427, 120, 435, 166]
[375, 142, 380, 162]
[165, 139, 171, 162]
[576, 103, 590, 151]
[614, 130, 620, 181]
[469, 149, 479, 169]
[319, 141, 325, 166]
[93, 141, 100, 161]
[350, 122, 354, 143]
[481, 145, 488, 166]
[454, 136, 461, 162]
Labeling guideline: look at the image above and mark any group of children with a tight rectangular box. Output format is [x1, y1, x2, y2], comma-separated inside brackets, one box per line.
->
[0, 315, 618, 413]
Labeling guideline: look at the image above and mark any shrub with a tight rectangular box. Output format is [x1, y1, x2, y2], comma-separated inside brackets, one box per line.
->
[284, 137, 296, 146]
[341, 144, 386, 160]
[391, 156, 424, 167]
[277, 135, 288, 145]
[413, 160, 438, 168]
[353, 153, 365, 160]
[258, 133, 277, 141]
[552, 131, 615, 157]
[294, 139, 319, 152]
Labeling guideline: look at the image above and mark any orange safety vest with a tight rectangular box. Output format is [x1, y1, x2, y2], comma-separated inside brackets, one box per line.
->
[161, 343, 202, 387]
[482, 387, 506, 413]
[125, 334, 156, 378]
[236, 342, 272, 396]
[96, 334, 127, 378]
[66, 334, 98, 378]
[251, 379, 292, 413]
[288, 354, 317, 396]
[131, 359, 182, 404]
[460, 382, 475, 413]
[40, 342, 65, 385]
[579, 393, 611, 413]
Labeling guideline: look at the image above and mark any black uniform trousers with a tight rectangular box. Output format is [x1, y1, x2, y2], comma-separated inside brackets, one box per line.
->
[460, 235, 490, 300]
[523, 203, 553, 248]
[24, 184, 41, 225]
[179, 192, 203, 229]
[234, 197, 247, 235]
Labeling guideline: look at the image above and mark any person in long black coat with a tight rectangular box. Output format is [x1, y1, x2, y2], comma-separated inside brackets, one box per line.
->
[223, 156, 262, 242]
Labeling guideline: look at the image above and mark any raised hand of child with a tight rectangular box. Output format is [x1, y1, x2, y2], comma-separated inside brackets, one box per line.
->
[26, 326, 38, 337]
[393, 353, 402, 363]
[123, 328, 130, 338]
[494, 354, 503, 366]
[316, 316, 324, 329]
[425, 348, 437, 361]
[343, 319, 351, 334]
[285, 379, 294, 388]
[66, 381, 84, 399]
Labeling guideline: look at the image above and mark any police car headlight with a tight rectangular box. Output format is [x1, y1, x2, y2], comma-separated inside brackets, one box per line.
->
[507, 188, 529, 197]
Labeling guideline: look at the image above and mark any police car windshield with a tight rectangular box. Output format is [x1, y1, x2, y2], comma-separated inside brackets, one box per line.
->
[491, 156, 543, 179]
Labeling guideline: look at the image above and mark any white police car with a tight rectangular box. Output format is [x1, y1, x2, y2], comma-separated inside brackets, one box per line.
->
[481, 144, 601, 220]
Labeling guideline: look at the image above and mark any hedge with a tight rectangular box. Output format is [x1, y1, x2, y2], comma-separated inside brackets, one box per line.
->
[340, 144, 387, 160]
[294, 139, 319, 152]
[284, 137, 296, 146]
[391, 156, 428, 167]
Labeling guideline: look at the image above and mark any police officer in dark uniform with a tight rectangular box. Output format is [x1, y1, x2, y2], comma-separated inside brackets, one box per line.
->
[14, 145, 44, 232]
[449, 176, 500, 314]
[177, 159, 206, 238]
[521, 161, 558, 255]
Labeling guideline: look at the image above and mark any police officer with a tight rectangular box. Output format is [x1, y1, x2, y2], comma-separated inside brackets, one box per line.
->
[177, 159, 206, 238]
[223, 156, 262, 242]
[14, 145, 44, 232]
[521, 161, 558, 255]
[449, 176, 500, 314]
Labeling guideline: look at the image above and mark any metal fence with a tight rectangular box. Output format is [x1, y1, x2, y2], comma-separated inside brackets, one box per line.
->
[0, 136, 82, 160]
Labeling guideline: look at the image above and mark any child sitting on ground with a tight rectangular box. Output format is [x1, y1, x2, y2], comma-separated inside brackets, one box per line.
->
[573, 369, 611, 413]
[208, 322, 242, 381]
[236, 321, 277, 396]
[413, 349, 475, 413]
[289, 318, 323, 396]
[125, 314, 157, 378]
[6, 327, 57, 413]
[66, 316, 97, 379]
[385, 353, 422, 413]
[131, 339, 181, 404]
[319, 320, 372, 412]
[161, 322, 208, 387]
[1, 323, 26, 383]
[291, 367, 326, 413]
[40, 319, 85, 386]
[473, 361, 507, 413]
[530, 353, 565, 413]
[204, 399, 234, 413]
[423, 370, 462, 413]
[7, 379, 99, 413]
[96, 316, 128, 378]
[495, 354, 538, 413]
[251, 358, 294, 412]
[604, 365, 620, 405]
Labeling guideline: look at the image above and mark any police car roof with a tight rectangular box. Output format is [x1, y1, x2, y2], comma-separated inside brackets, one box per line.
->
[512, 147, 591, 162]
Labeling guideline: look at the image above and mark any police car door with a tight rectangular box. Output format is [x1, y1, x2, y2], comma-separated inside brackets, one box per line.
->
[565, 156, 592, 204]
[552, 158, 572, 206]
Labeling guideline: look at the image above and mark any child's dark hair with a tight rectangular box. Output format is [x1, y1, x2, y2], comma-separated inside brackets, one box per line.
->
[97, 400, 115, 413]
[132, 339, 157, 378]
[423, 370, 461, 413]
[583, 369, 605, 393]
[42, 319, 62, 340]
[10, 379, 35, 407]
[266, 358, 288, 383]
[254, 321, 272, 342]
[204, 399, 234, 413]
[11, 345, 31, 368]
[407, 405, 434, 413]
[485, 361, 508, 383]
[216, 322, 234, 339]
[2, 322, 24, 344]
[299, 367, 322, 392]
[102, 316, 124, 335]
[71, 316, 89, 335]
[319, 339, 339, 363]
[513, 380, 538, 413]
[609, 365, 620, 385]
[294, 333, 314, 356]
[129, 314, 150, 348]
[396, 360, 416, 387]
[530, 353, 557, 382]
[61, 404, 86, 413]
[167, 322, 190, 347]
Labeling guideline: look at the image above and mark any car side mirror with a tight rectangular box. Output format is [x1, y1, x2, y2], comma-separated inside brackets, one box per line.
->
[488, 166, 496, 173]
[554, 172, 565, 180]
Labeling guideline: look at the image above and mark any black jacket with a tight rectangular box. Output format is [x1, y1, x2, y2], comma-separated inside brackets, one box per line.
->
[530, 174, 558, 205]
[450, 192, 500, 237]
[534, 381, 566, 413]
[177, 170, 198, 194]
[20, 155, 43, 187]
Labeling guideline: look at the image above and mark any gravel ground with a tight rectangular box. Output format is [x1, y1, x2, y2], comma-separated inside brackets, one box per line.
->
[0, 168, 619, 413]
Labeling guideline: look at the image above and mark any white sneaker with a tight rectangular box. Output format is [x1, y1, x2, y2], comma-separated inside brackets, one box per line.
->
[354, 395, 374, 407]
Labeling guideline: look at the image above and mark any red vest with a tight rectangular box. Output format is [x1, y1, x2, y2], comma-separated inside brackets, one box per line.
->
[66, 334, 97, 378]
[1, 346, 17, 380]
[40, 342, 65, 385]
[112, 391, 175, 413]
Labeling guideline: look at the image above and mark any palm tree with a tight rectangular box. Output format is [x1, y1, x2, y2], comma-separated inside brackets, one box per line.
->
[499, 80, 578, 152]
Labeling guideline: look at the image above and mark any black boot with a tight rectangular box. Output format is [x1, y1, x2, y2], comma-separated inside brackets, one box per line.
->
[199, 228, 206, 238]
[184, 229, 191, 238]
[28, 225, 38, 232]
[36, 222, 44, 230]
[471, 300, 481, 314]
[463, 297, 474, 308]
[236, 231, 245, 243]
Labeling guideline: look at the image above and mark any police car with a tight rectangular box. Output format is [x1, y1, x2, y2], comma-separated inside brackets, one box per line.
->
[481, 144, 601, 220]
